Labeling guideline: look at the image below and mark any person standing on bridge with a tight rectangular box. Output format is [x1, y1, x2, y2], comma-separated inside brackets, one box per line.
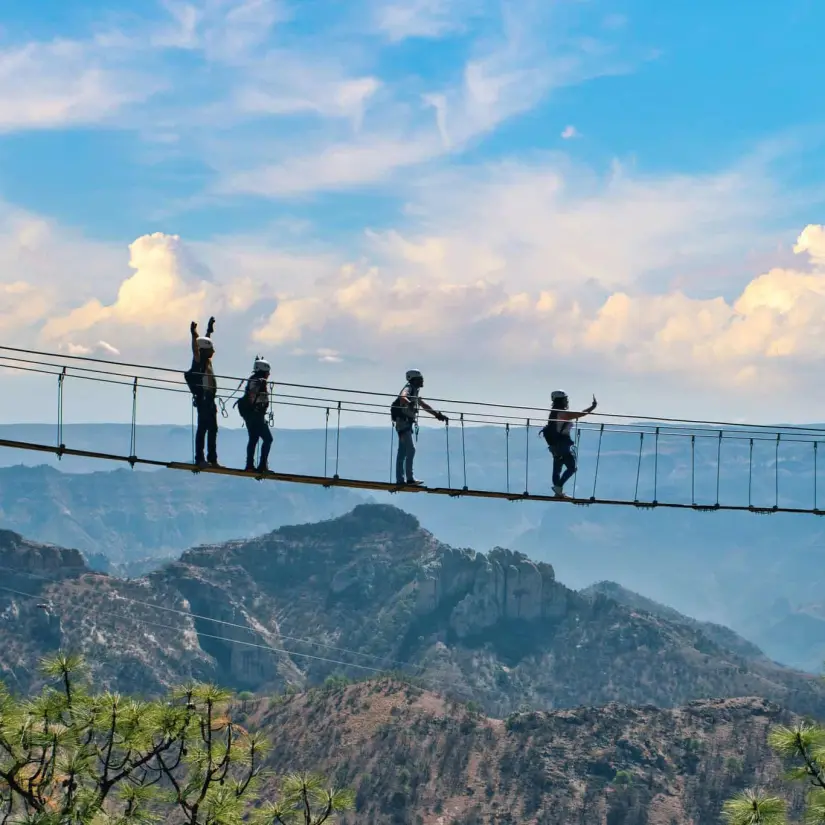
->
[185, 316, 220, 469]
[239, 356, 273, 474]
[391, 369, 448, 486]
[540, 390, 597, 498]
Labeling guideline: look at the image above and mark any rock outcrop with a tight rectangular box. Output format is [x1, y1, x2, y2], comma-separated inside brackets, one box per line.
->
[415, 545, 568, 637]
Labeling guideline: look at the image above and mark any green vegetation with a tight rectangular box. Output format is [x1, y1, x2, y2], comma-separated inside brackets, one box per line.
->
[0, 653, 353, 825]
[723, 723, 825, 824]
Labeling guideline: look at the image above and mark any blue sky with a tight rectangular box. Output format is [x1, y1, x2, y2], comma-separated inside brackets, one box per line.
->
[0, 0, 824, 427]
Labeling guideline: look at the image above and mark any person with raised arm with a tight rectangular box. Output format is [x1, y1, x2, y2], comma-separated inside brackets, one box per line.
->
[540, 390, 597, 498]
[184, 316, 220, 469]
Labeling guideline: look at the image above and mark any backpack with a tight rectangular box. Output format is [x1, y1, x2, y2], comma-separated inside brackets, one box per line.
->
[390, 393, 404, 423]
[390, 385, 415, 425]
[236, 392, 253, 419]
[183, 358, 204, 406]
[540, 411, 565, 449]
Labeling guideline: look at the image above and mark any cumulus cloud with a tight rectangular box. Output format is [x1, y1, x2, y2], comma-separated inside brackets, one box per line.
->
[41, 233, 216, 343]
[561, 125, 578, 139]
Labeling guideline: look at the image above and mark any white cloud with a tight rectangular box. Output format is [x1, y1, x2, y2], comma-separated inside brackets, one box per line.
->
[219, 5, 629, 196]
[42, 233, 217, 342]
[374, 0, 480, 42]
[561, 125, 578, 139]
[0, 40, 158, 132]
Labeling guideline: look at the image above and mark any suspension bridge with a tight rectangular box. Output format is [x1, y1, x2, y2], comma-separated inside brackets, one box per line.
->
[1, 343, 824, 515]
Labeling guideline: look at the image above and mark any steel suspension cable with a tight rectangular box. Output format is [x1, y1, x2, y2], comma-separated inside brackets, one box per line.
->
[4, 342, 825, 436]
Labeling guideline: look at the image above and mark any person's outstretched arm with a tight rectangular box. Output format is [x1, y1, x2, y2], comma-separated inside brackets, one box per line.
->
[560, 395, 597, 421]
[190, 321, 199, 358]
[420, 399, 448, 423]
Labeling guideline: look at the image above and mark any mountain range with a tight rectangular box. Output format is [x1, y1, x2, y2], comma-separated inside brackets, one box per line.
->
[2, 503, 824, 724]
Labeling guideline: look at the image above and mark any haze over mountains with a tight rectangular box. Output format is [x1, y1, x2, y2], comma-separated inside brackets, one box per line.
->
[0, 422, 823, 673]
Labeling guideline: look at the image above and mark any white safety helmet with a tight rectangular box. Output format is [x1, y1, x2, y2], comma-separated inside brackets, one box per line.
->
[406, 368, 423, 382]
[551, 390, 567, 401]
[254, 356, 271, 374]
[196, 337, 214, 352]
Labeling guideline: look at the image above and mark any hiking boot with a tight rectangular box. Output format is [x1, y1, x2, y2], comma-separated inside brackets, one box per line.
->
[207, 460, 221, 469]
[406, 478, 424, 486]
[196, 459, 209, 469]
[552, 485, 567, 498]
[256, 464, 270, 475]
[244, 463, 256, 473]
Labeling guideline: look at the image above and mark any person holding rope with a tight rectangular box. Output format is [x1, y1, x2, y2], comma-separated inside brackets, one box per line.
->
[185, 316, 220, 469]
[540, 390, 597, 498]
[390, 368, 448, 486]
[238, 356, 273, 474]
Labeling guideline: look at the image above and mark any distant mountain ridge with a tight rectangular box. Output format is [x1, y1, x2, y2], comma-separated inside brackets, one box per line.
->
[581, 580, 767, 661]
[2, 504, 824, 723]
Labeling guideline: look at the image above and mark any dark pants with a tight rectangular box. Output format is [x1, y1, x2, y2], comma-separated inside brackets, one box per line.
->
[195, 397, 218, 464]
[245, 411, 273, 469]
[396, 427, 415, 483]
[552, 443, 577, 488]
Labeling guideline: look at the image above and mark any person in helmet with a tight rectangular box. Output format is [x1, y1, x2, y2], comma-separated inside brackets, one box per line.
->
[392, 369, 448, 486]
[241, 356, 273, 474]
[189, 316, 220, 468]
[542, 390, 597, 497]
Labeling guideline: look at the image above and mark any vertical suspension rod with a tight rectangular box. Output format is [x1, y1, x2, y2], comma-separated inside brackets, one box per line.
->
[591, 423, 605, 501]
[445, 421, 452, 489]
[129, 377, 139, 465]
[324, 408, 330, 477]
[748, 438, 754, 508]
[334, 400, 341, 479]
[633, 432, 644, 503]
[715, 431, 722, 507]
[460, 413, 468, 491]
[524, 418, 530, 496]
[690, 435, 695, 506]
[571, 427, 582, 499]
[774, 433, 780, 509]
[505, 423, 510, 494]
[653, 427, 660, 505]
[56, 367, 67, 455]
[815, 441, 819, 512]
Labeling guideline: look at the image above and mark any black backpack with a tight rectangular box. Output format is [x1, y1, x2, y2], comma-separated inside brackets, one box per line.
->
[183, 358, 204, 406]
[390, 384, 410, 423]
[540, 411, 564, 449]
[390, 393, 404, 423]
